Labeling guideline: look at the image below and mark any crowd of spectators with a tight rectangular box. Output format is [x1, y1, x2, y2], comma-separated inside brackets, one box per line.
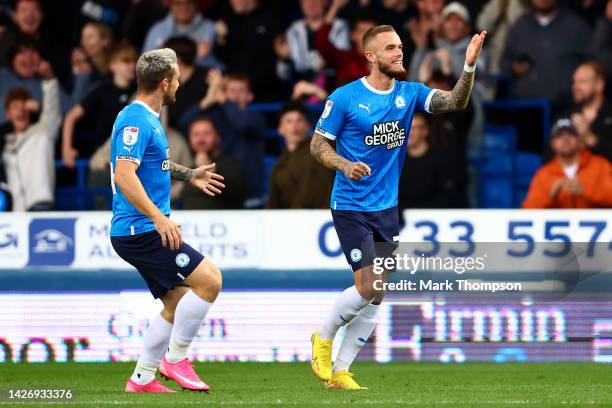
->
[0, 0, 610, 212]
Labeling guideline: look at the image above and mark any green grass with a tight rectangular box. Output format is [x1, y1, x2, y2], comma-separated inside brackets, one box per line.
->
[1, 362, 612, 407]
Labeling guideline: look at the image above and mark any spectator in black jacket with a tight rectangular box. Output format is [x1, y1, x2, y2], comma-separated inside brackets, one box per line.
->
[563, 61, 612, 162]
[399, 113, 462, 211]
[164, 36, 208, 129]
[215, 0, 282, 101]
[501, 0, 592, 110]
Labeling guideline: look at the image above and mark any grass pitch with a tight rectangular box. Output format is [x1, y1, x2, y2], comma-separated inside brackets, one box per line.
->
[0, 362, 611, 407]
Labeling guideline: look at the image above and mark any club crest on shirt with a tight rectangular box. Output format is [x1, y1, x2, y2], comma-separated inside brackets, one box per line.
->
[395, 95, 406, 109]
[322, 100, 333, 118]
[123, 127, 139, 145]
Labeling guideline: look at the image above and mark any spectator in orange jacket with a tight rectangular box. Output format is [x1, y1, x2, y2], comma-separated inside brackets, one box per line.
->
[522, 117, 612, 209]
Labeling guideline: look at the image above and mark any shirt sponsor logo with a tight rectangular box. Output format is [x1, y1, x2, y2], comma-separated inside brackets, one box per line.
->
[117, 155, 140, 164]
[123, 127, 139, 146]
[364, 120, 406, 150]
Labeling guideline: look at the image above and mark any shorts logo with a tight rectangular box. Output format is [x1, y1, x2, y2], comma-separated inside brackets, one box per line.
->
[350, 248, 362, 262]
[123, 127, 139, 145]
[395, 96, 406, 109]
[321, 100, 333, 119]
[175, 253, 190, 268]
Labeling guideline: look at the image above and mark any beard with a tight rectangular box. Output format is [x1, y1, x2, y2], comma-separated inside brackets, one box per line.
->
[378, 60, 406, 79]
[162, 89, 176, 106]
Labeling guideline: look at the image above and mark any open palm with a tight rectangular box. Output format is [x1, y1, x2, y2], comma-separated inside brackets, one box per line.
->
[190, 163, 225, 196]
[465, 31, 487, 67]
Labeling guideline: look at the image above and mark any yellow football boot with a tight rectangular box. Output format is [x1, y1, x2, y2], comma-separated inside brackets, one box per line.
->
[310, 331, 333, 381]
[325, 370, 367, 390]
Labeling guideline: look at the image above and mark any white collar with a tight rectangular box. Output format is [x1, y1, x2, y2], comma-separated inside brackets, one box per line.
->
[360, 77, 395, 95]
[133, 100, 160, 118]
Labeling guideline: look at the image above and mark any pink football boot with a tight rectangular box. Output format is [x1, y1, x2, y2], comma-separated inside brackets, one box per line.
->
[159, 356, 210, 392]
[125, 378, 176, 393]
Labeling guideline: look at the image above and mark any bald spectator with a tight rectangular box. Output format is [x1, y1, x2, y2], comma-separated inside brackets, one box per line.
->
[181, 117, 245, 209]
[268, 102, 333, 209]
[522, 118, 612, 208]
[501, 0, 592, 109]
[142, 0, 221, 69]
[563, 61, 612, 162]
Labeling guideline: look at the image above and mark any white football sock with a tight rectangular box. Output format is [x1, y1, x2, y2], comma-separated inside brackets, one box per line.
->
[131, 314, 172, 385]
[333, 303, 380, 373]
[319, 286, 370, 341]
[165, 290, 212, 363]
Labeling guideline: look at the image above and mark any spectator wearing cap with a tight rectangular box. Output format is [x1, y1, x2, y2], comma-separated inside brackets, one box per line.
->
[142, 0, 222, 69]
[2, 61, 61, 211]
[522, 118, 612, 208]
[410, 2, 486, 82]
[410, 2, 485, 146]
[268, 102, 334, 209]
[563, 61, 612, 162]
[501, 0, 592, 110]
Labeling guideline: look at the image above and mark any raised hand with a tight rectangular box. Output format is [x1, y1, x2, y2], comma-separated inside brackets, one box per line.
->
[465, 31, 487, 67]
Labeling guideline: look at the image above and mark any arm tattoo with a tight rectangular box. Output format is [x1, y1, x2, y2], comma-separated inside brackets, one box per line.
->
[169, 161, 193, 182]
[310, 133, 349, 172]
[429, 70, 475, 113]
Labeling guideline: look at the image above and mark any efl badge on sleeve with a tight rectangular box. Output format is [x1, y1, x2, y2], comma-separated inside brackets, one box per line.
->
[123, 127, 139, 145]
[322, 100, 333, 118]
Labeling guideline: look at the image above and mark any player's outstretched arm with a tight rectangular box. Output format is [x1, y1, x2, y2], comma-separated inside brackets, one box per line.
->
[429, 31, 486, 114]
[310, 133, 371, 180]
[169, 161, 225, 196]
[114, 160, 183, 250]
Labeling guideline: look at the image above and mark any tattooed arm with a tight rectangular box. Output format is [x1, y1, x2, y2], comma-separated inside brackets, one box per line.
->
[429, 70, 475, 113]
[310, 133, 371, 180]
[429, 31, 487, 114]
[169, 161, 193, 181]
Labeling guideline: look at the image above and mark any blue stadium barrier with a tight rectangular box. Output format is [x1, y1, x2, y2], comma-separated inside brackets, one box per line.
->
[483, 99, 552, 150]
